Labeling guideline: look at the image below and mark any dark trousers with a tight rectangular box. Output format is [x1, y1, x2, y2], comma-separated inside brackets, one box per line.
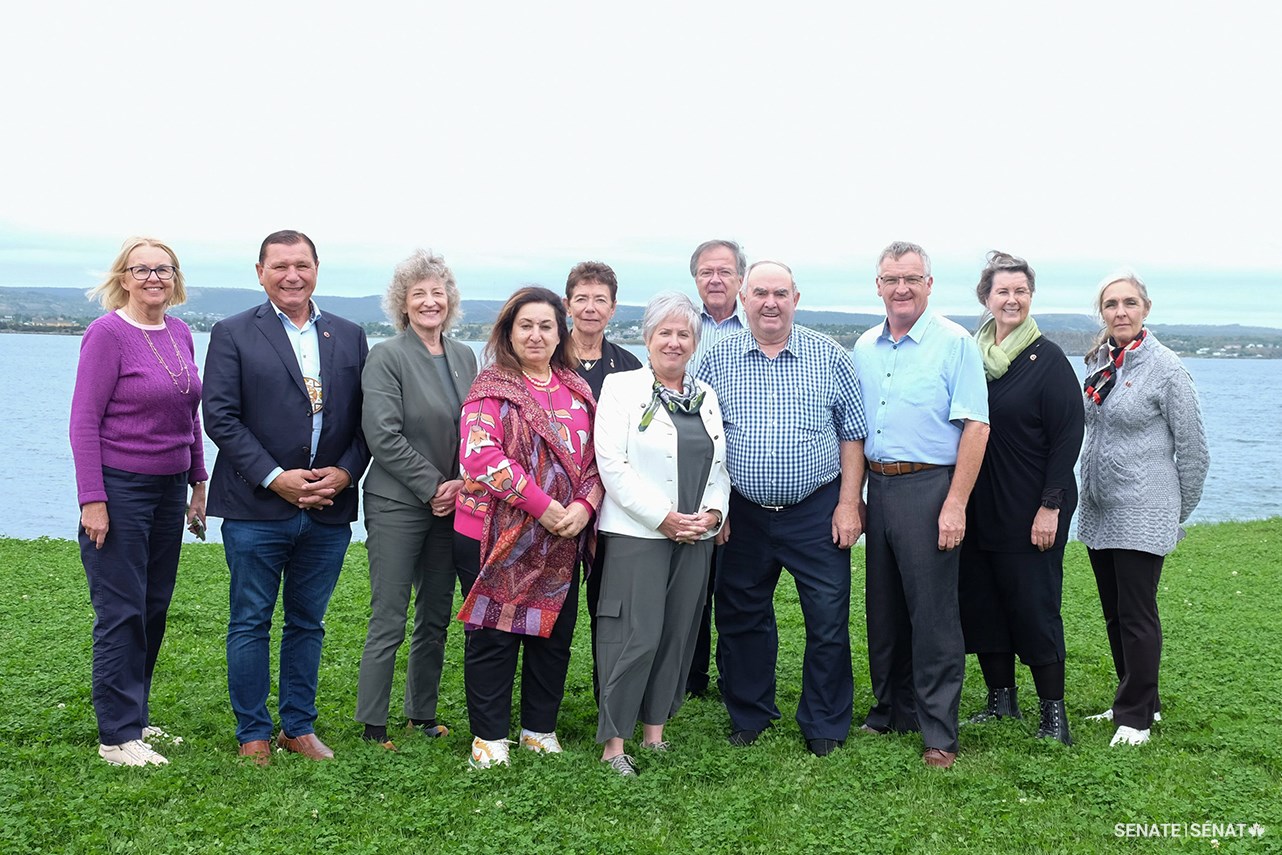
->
[79, 467, 187, 745]
[584, 537, 608, 701]
[715, 479, 853, 740]
[1088, 547, 1164, 730]
[864, 467, 965, 753]
[456, 534, 580, 741]
[685, 544, 721, 695]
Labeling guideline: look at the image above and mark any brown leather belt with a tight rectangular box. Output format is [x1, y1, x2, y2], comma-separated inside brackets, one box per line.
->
[867, 460, 940, 477]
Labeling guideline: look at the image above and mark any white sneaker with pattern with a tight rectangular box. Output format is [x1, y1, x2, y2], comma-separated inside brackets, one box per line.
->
[469, 737, 511, 769]
[1110, 725, 1151, 747]
[519, 729, 562, 754]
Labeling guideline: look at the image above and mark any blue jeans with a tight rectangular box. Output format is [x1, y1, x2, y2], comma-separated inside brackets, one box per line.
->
[222, 512, 352, 743]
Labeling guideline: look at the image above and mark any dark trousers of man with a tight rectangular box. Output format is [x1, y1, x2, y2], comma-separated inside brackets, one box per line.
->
[1088, 547, 1164, 730]
[864, 467, 965, 754]
[716, 479, 853, 740]
[685, 544, 721, 696]
[79, 467, 186, 745]
[456, 533, 580, 741]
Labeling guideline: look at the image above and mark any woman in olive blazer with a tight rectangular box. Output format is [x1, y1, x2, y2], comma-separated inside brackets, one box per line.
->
[355, 250, 478, 748]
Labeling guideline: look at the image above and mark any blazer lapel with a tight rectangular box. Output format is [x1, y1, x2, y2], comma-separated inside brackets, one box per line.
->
[317, 313, 335, 413]
[254, 303, 309, 401]
[443, 338, 473, 403]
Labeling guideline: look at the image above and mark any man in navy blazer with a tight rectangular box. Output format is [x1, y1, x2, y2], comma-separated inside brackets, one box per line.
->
[203, 230, 370, 764]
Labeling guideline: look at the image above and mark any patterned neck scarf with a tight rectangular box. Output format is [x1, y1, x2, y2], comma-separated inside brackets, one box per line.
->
[639, 374, 705, 431]
[1084, 327, 1148, 405]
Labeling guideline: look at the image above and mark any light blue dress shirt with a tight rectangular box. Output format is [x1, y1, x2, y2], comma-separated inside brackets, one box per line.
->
[260, 300, 324, 488]
[853, 310, 988, 465]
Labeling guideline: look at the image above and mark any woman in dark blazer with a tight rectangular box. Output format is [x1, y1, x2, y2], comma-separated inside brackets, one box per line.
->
[355, 250, 478, 748]
[960, 251, 1084, 745]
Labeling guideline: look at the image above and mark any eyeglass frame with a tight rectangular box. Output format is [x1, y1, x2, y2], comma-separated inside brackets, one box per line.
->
[876, 274, 929, 288]
[125, 265, 178, 281]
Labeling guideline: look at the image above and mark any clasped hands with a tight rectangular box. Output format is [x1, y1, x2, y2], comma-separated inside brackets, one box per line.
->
[269, 467, 351, 509]
[659, 510, 719, 545]
[538, 499, 592, 539]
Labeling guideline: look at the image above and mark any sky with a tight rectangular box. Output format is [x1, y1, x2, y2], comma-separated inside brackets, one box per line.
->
[2, 2, 1279, 326]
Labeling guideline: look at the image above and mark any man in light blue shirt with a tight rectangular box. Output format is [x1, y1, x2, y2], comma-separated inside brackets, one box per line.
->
[852, 241, 989, 770]
[699, 260, 866, 756]
[684, 239, 747, 698]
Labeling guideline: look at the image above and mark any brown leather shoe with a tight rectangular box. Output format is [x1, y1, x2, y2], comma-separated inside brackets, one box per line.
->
[277, 731, 334, 760]
[922, 747, 957, 769]
[238, 739, 272, 766]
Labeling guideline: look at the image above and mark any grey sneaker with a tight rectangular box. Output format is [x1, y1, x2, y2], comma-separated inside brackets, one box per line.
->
[604, 753, 638, 776]
[640, 740, 670, 752]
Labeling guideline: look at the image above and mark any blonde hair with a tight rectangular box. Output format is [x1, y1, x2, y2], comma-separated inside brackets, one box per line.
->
[86, 237, 187, 311]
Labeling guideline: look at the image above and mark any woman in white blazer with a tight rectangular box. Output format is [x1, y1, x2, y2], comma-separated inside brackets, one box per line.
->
[592, 292, 730, 776]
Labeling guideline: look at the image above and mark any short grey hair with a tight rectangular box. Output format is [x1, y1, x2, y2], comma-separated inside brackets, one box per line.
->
[641, 291, 701, 345]
[877, 241, 932, 277]
[689, 239, 747, 278]
[382, 249, 463, 333]
[741, 259, 796, 295]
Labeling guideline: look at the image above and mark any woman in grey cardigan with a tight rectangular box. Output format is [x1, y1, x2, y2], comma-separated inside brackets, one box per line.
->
[1078, 270, 1207, 749]
[355, 250, 478, 748]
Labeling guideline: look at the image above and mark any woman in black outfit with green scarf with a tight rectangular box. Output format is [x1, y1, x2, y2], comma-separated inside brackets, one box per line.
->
[959, 251, 1084, 745]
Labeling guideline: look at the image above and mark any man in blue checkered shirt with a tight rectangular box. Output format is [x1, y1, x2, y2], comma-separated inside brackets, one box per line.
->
[697, 260, 867, 757]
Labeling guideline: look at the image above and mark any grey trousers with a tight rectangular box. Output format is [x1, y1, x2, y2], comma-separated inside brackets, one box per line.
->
[595, 534, 713, 743]
[355, 492, 467, 726]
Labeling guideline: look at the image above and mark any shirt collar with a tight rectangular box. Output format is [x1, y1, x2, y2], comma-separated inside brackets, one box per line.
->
[270, 299, 322, 329]
[878, 309, 934, 344]
[701, 302, 746, 328]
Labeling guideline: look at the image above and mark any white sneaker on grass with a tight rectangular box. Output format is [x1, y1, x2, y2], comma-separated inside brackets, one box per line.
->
[100, 739, 169, 766]
[1110, 725, 1151, 747]
[519, 729, 562, 754]
[141, 725, 182, 746]
[469, 737, 511, 769]
[1086, 709, 1160, 723]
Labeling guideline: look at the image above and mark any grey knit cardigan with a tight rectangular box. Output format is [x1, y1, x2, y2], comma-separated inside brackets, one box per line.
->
[1077, 331, 1209, 556]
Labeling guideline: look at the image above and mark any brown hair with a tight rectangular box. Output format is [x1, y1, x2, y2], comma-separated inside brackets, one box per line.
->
[564, 261, 619, 302]
[484, 286, 576, 374]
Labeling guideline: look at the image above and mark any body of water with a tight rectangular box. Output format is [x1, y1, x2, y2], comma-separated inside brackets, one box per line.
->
[2, 332, 1277, 542]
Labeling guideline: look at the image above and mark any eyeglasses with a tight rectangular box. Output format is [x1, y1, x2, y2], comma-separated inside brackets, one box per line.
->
[696, 267, 738, 280]
[877, 275, 927, 288]
[126, 265, 177, 281]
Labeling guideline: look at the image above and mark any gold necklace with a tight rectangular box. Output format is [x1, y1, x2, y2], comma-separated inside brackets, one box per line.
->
[140, 320, 192, 395]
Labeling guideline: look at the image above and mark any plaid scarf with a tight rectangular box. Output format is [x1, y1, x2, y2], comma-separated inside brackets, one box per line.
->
[639, 375, 705, 431]
[1084, 327, 1147, 405]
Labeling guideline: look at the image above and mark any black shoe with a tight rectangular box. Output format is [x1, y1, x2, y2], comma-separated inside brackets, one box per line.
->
[1034, 698, 1073, 746]
[965, 686, 1022, 724]
[728, 724, 769, 746]
[806, 738, 843, 757]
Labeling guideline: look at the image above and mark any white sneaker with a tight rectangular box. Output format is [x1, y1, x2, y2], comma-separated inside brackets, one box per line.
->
[1087, 709, 1160, 724]
[469, 737, 511, 769]
[519, 729, 562, 754]
[1110, 725, 1151, 747]
[100, 739, 169, 766]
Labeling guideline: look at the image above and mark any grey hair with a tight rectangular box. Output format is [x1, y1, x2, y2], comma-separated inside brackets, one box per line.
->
[641, 291, 701, 346]
[382, 249, 463, 333]
[689, 239, 747, 278]
[741, 259, 796, 295]
[877, 241, 932, 277]
[1087, 267, 1152, 356]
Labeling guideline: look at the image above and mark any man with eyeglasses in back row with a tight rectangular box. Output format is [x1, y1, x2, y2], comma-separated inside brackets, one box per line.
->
[852, 241, 990, 770]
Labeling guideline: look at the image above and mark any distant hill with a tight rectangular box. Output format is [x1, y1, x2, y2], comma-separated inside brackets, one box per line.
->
[2, 286, 1280, 358]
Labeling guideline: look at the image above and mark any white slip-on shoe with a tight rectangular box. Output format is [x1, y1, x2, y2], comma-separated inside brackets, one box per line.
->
[1109, 725, 1151, 747]
[100, 739, 169, 766]
[469, 737, 511, 769]
[519, 729, 563, 754]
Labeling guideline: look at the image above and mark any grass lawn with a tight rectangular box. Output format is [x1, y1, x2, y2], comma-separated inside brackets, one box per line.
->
[1, 519, 1280, 854]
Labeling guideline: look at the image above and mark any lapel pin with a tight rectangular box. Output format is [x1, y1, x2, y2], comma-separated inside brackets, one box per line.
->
[323, 331, 331, 338]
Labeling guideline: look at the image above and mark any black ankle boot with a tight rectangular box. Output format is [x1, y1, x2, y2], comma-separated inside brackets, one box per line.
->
[1035, 698, 1072, 746]
[965, 686, 1022, 724]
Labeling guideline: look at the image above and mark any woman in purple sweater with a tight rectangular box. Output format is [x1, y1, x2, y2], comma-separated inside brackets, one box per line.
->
[69, 237, 208, 767]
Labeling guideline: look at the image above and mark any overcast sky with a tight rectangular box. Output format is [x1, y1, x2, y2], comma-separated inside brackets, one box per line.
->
[2, 2, 1279, 326]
